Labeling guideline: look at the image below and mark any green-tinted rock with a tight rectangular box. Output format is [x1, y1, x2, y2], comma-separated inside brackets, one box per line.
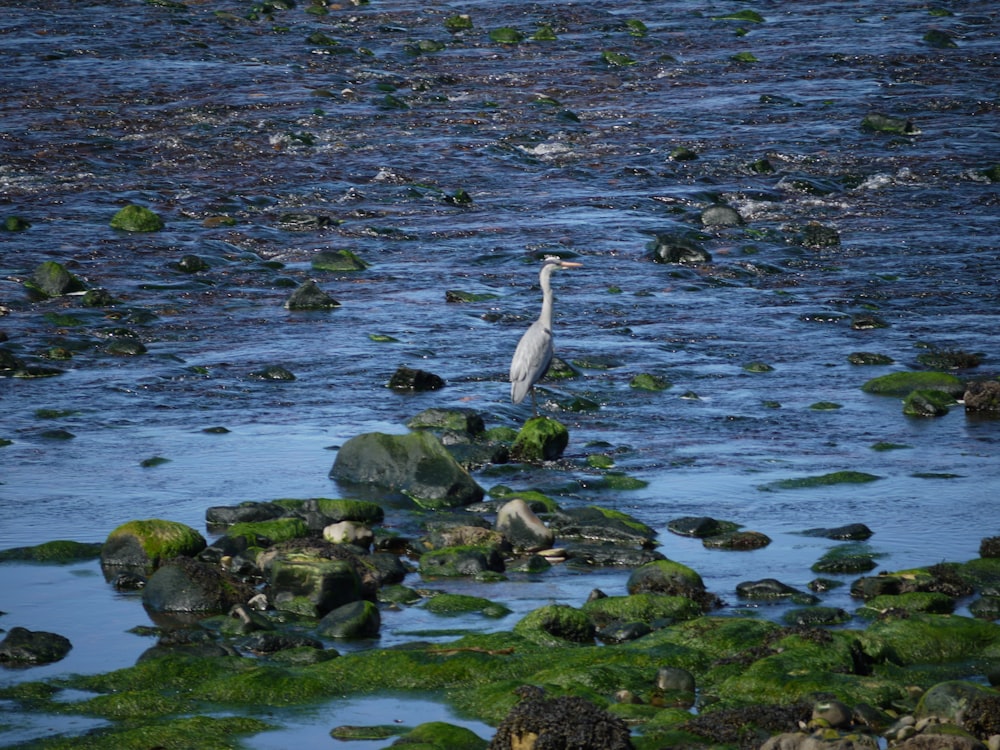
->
[782, 606, 852, 627]
[423, 593, 511, 618]
[628, 559, 706, 599]
[811, 543, 881, 574]
[284, 279, 340, 310]
[226, 517, 309, 547]
[489, 27, 523, 43]
[101, 519, 206, 572]
[27, 261, 86, 298]
[419, 545, 504, 578]
[0, 539, 102, 564]
[311, 497, 385, 524]
[331, 430, 484, 510]
[268, 555, 362, 617]
[317, 600, 381, 639]
[760, 470, 882, 491]
[630, 373, 671, 391]
[2, 215, 31, 231]
[311, 249, 369, 272]
[858, 592, 955, 618]
[583, 593, 702, 626]
[407, 408, 485, 435]
[702, 530, 771, 550]
[511, 417, 569, 462]
[743, 361, 774, 373]
[861, 613, 1000, 665]
[390, 721, 487, 749]
[110, 204, 164, 232]
[861, 371, 964, 397]
[514, 604, 595, 647]
[861, 113, 918, 135]
[903, 389, 955, 417]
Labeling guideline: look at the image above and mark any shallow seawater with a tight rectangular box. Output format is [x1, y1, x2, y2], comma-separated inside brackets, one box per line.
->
[1, 0, 999, 744]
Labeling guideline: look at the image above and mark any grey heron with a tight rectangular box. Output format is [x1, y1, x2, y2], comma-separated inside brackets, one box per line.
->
[509, 256, 582, 414]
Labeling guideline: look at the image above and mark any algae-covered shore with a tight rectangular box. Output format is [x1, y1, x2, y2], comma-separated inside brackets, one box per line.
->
[4, 409, 1000, 750]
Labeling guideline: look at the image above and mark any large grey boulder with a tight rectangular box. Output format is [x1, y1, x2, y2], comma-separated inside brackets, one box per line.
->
[330, 431, 484, 509]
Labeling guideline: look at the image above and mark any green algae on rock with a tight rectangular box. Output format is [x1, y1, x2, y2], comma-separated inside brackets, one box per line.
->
[0, 539, 102, 563]
[390, 721, 487, 749]
[110, 204, 164, 232]
[510, 416, 568, 462]
[100, 519, 206, 573]
[861, 370, 964, 397]
[26, 260, 86, 298]
[514, 604, 595, 647]
[759, 470, 882, 491]
[423, 593, 512, 618]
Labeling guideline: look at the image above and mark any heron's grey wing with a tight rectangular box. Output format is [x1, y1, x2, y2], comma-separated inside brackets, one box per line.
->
[510, 321, 554, 403]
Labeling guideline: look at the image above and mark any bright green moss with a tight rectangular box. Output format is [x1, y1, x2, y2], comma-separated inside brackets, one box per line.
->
[225, 517, 309, 546]
[423, 593, 511, 618]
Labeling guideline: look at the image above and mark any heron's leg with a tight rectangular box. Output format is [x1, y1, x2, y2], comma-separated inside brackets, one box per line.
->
[530, 388, 539, 417]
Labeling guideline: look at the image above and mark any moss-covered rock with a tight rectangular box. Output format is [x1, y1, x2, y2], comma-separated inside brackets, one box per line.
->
[142, 555, 254, 614]
[0, 539, 102, 563]
[511, 416, 569, 462]
[760, 471, 882, 491]
[628, 559, 706, 600]
[514, 604, 595, 646]
[110, 204, 164, 232]
[860, 613, 1000, 665]
[423, 593, 512, 618]
[811, 543, 882, 574]
[583, 593, 702, 627]
[101, 519, 206, 573]
[861, 371, 964, 397]
[903, 388, 956, 417]
[226, 517, 310, 548]
[26, 260, 86, 298]
[389, 721, 487, 749]
[857, 592, 956, 618]
[317, 600, 381, 639]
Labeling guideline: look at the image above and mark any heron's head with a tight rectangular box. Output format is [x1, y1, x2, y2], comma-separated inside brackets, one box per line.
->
[542, 255, 583, 271]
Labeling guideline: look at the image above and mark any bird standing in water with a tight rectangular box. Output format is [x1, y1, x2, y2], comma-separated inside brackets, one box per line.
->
[509, 256, 582, 414]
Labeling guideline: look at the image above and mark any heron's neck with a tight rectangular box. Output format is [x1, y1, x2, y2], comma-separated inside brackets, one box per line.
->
[539, 267, 555, 328]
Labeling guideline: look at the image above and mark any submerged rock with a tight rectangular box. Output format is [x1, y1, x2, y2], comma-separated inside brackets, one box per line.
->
[317, 600, 381, 639]
[284, 279, 340, 310]
[736, 578, 820, 605]
[388, 366, 445, 391]
[26, 260, 86, 298]
[110, 204, 164, 232]
[331, 430, 484, 509]
[648, 233, 712, 264]
[0, 626, 72, 664]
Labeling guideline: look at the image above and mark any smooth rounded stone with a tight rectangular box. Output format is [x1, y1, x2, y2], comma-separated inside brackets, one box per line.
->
[331, 430, 483, 510]
[0, 626, 72, 664]
[174, 254, 210, 273]
[284, 279, 340, 310]
[736, 578, 820, 605]
[965, 381, 1000, 413]
[701, 204, 744, 227]
[317, 600, 381, 639]
[142, 556, 254, 614]
[628, 559, 705, 599]
[495, 498, 554, 552]
[848, 351, 895, 366]
[490, 692, 632, 750]
[323, 521, 373, 550]
[656, 666, 695, 693]
[812, 699, 853, 729]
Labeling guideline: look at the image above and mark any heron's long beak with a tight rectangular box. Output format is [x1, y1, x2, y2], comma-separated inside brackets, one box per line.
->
[560, 261, 583, 268]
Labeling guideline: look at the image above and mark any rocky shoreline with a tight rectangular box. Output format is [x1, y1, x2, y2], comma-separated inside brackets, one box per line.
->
[4, 408, 1000, 750]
